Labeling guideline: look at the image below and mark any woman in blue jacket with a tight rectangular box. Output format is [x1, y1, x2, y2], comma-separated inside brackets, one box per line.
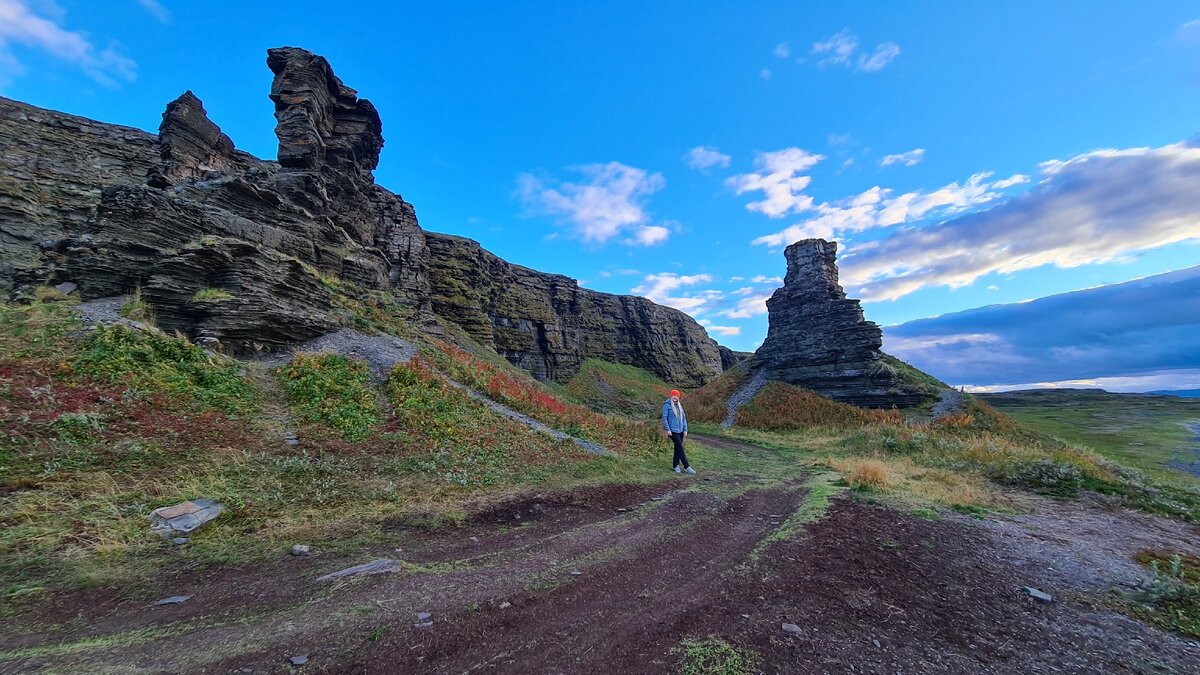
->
[662, 389, 695, 474]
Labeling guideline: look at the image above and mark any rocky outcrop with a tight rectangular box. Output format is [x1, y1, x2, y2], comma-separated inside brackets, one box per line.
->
[752, 239, 928, 408]
[426, 233, 722, 386]
[0, 47, 724, 383]
[718, 346, 752, 371]
[0, 97, 159, 291]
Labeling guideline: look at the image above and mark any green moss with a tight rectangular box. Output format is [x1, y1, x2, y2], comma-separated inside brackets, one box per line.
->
[191, 288, 235, 303]
[276, 353, 378, 441]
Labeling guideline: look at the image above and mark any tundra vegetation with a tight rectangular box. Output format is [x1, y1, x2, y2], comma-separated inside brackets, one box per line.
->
[1, 290, 1198, 655]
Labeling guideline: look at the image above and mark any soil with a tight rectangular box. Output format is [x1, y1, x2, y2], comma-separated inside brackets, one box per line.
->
[4, 441, 1199, 674]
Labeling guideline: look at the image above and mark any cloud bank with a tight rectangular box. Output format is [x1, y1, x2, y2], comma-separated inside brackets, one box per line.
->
[884, 266, 1200, 390]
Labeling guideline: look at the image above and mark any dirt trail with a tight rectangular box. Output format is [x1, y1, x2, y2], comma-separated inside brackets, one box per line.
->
[4, 437, 1199, 674]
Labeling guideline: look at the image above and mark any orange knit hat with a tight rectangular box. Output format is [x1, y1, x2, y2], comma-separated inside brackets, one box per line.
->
[669, 390, 681, 397]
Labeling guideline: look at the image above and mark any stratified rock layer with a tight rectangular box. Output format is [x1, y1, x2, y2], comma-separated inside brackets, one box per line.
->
[752, 239, 927, 408]
[426, 233, 722, 386]
[0, 47, 722, 385]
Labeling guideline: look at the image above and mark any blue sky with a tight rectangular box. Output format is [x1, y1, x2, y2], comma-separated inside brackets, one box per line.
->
[2, 1, 1199, 388]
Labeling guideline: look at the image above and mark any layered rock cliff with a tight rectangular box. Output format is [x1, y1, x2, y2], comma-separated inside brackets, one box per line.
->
[426, 234, 722, 385]
[0, 47, 722, 386]
[752, 239, 929, 408]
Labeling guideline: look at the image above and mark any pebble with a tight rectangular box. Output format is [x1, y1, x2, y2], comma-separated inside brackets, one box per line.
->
[154, 595, 191, 606]
[872, 639, 881, 648]
[570, 569, 582, 576]
[782, 623, 803, 636]
[741, 614, 751, 619]
[616, 507, 628, 512]
[649, 496, 662, 502]
[291, 544, 311, 556]
[289, 655, 308, 666]
[171, 537, 189, 545]
[499, 602, 511, 609]
[416, 612, 432, 621]
[414, 621, 434, 629]
[1024, 586, 1053, 603]
[470, 536, 479, 542]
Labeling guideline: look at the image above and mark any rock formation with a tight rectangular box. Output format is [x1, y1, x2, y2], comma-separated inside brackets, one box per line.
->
[752, 239, 929, 408]
[426, 233, 722, 385]
[0, 47, 722, 385]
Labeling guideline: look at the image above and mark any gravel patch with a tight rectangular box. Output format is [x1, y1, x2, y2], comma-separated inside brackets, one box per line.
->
[721, 368, 768, 428]
[931, 387, 967, 420]
[250, 328, 419, 382]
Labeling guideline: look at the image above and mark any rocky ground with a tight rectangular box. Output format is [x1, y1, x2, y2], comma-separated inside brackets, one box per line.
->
[2, 436, 1197, 674]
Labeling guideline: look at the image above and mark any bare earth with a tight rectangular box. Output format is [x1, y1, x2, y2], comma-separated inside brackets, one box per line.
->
[3, 437, 1199, 674]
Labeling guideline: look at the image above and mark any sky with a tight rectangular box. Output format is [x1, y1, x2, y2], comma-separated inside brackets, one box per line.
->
[2, 1, 1199, 389]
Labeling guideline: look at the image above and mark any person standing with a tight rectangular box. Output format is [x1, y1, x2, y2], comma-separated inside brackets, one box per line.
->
[662, 389, 695, 474]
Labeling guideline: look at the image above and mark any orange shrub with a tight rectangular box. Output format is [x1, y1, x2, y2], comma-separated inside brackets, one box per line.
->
[850, 460, 889, 489]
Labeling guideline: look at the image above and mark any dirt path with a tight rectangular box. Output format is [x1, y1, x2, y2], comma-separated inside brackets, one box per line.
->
[4, 437, 1199, 674]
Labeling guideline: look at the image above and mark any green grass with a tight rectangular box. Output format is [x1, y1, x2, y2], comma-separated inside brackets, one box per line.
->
[191, 288, 235, 303]
[748, 472, 844, 562]
[981, 389, 1200, 483]
[672, 637, 757, 675]
[1125, 550, 1200, 639]
[561, 358, 673, 417]
[276, 352, 378, 441]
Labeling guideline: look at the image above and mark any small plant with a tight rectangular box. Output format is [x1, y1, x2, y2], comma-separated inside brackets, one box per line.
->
[50, 411, 106, 444]
[119, 288, 153, 323]
[849, 460, 889, 490]
[1130, 550, 1200, 638]
[672, 637, 756, 675]
[191, 288, 235, 303]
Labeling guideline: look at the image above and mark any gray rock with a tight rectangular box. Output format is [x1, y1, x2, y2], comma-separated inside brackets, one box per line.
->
[414, 621, 434, 628]
[149, 499, 223, 537]
[570, 569, 582, 576]
[171, 537, 189, 545]
[288, 655, 308, 666]
[291, 544, 310, 556]
[499, 602, 511, 609]
[53, 282, 77, 295]
[782, 623, 803, 635]
[751, 239, 933, 408]
[416, 612, 432, 621]
[155, 595, 191, 606]
[1024, 586, 1053, 603]
[315, 558, 400, 582]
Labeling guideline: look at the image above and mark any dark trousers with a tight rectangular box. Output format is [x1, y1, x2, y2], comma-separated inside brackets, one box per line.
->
[670, 432, 690, 469]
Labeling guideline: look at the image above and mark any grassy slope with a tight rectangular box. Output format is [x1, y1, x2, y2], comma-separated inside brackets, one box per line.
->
[0, 296, 672, 602]
[981, 389, 1200, 482]
[561, 358, 674, 418]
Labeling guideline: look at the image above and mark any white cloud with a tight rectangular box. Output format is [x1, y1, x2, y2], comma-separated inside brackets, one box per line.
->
[880, 148, 925, 168]
[0, 0, 137, 87]
[627, 225, 670, 246]
[631, 273, 720, 314]
[725, 147, 825, 218]
[986, 284, 999, 291]
[731, 286, 755, 296]
[699, 319, 742, 337]
[811, 29, 858, 67]
[811, 29, 900, 73]
[685, 145, 731, 170]
[728, 276, 745, 282]
[137, 0, 170, 23]
[885, 267, 1200, 389]
[518, 161, 668, 246]
[856, 42, 900, 72]
[773, 42, 790, 58]
[759, 68, 772, 80]
[842, 143, 1200, 301]
[752, 171, 1022, 245]
[718, 292, 772, 319]
[751, 275, 783, 284]
[992, 173, 1029, 189]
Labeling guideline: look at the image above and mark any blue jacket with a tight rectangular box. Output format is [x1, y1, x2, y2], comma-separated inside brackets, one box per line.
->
[662, 399, 688, 434]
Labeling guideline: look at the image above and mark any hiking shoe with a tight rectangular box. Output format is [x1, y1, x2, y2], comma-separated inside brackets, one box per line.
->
[674, 466, 682, 473]
[685, 467, 696, 475]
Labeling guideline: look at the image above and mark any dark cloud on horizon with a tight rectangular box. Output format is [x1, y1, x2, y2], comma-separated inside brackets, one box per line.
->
[883, 266, 1200, 388]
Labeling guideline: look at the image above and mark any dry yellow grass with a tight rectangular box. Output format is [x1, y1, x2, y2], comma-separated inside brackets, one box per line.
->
[825, 454, 1010, 511]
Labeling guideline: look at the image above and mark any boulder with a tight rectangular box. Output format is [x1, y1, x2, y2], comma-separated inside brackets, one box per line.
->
[149, 499, 223, 537]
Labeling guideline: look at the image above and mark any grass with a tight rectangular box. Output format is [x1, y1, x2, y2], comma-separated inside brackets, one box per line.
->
[276, 353, 378, 441]
[562, 358, 673, 417]
[191, 288, 235, 303]
[0, 295, 674, 605]
[732, 381, 901, 429]
[981, 389, 1200, 482]
[672, 637, 757, 675]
